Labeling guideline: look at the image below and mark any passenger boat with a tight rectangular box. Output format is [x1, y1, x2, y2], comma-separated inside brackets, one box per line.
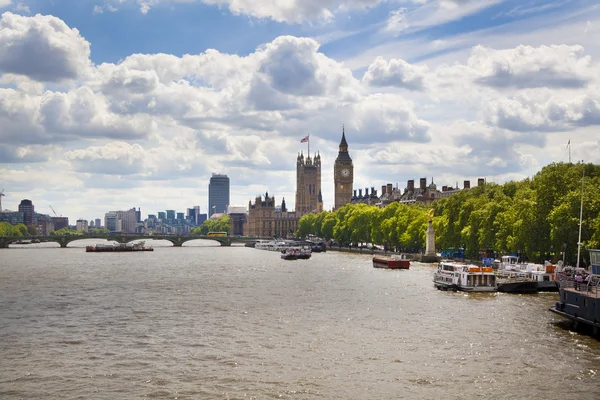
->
[86, 241, 153, 252]
[372, 254, 410, 269]
[281, 246, 312, 260]
[433, 260, 497, 292]
[255, 240, 297, 251]
[496, 255, 558, 292]
[550, 249, 600, 335]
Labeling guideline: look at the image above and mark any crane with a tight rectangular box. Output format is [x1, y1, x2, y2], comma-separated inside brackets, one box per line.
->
[49, 205, 61, 217]
[0, 189, 4, 212]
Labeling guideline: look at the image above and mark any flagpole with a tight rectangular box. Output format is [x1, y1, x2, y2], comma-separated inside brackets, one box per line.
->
[576, 165, 585, 268]
[308, 135, 310, 158]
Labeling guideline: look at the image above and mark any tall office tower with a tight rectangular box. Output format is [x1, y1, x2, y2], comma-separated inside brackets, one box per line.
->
[95, 218, 101, 228]
[334, 127, 353, 210]
[166, 210, 176, 221]
[186, 206, 201, 225]
[89, 220, 95, 228]
[18, 199, 35, 225]
[295, 152, 322, 216]
[135, 207, 141, 223]
[209, 174, 230, 217]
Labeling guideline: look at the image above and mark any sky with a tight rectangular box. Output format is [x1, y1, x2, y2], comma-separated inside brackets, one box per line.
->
[1, 0, 599, 222]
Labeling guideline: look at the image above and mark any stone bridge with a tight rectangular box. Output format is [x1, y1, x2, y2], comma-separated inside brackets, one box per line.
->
[0, 234, 265, 248]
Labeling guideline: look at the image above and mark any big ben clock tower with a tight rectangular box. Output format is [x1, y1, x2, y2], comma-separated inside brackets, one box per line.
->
[334, 127, 353, 209]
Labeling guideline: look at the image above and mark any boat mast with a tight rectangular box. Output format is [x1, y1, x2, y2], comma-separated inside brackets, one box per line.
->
[576, 167, 585, 268]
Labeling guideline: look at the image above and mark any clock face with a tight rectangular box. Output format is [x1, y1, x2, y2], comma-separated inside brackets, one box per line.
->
[341, 168, 350, 177]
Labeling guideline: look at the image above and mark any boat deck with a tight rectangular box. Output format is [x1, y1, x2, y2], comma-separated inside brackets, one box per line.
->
[561, 287, 600, 298]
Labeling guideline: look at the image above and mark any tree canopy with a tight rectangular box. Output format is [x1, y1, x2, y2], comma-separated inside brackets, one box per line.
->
[297, 162, 600, 263]
[191, 215, 230, 235]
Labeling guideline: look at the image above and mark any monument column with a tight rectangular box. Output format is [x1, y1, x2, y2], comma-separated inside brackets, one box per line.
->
[424, 209, 436, 260]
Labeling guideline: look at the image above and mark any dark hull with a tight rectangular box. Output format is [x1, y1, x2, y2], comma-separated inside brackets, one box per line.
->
[497, 280, 538, 294]
[551, 287, 600, 335]
[86, 248, 154, 252]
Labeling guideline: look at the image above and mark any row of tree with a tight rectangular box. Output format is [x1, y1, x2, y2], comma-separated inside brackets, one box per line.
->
[191, 215, 231, 235]
[297, 162, 600, 263]
[0, 222, 29, 237]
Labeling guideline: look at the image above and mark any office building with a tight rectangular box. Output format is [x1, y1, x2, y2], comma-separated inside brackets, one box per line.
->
[76, 219, 89, 232]
[95, 218, 102, 228]
[18, 199, 35, 225]
[209, 174, 230, 217]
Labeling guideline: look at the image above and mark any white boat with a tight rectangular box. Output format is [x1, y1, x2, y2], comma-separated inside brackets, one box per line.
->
[434, 260, 497, 292]
[281, 246, 312, 260]
[254, 240, 297, 251]
[496, 255, 558, 292]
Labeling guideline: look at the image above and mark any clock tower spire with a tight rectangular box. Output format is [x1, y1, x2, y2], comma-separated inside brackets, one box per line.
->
[334, 126, 353, 210]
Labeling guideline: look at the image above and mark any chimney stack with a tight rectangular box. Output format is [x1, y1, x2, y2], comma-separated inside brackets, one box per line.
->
[371, 187, 376, 197]
[464, 180, 471, 189]
[364, 187, 369, 197]
[420, 178, 427, 190]
[478, 178, 485, 187]
[387, 183, 393, 195]
[407, 180, 414, 191]
[358, 189, 363, 198]
[381, 185, 387, 195]
[353, 189, 357, 199]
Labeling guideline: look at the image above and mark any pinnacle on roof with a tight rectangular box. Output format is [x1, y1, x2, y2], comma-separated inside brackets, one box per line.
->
[339, 125, 348, 148]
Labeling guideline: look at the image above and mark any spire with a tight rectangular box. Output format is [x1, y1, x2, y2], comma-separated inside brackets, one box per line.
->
[318, 189, 323, 203]
[339, 125, 348, 150]
[282, 197, 287, 212]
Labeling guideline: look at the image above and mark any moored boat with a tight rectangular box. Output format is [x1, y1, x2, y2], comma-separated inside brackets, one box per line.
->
[86, 241, 153, 252]
[372, 254, 410, 269]
[550, 250, 600, 335]
[434, 260, 497, 292]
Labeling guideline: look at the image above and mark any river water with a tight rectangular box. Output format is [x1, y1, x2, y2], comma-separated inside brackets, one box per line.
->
[1, 240, 599, 399]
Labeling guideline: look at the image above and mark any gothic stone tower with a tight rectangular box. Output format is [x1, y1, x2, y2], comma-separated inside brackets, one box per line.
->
[295, 152, 322, 216]
[334, 127, 353, 209]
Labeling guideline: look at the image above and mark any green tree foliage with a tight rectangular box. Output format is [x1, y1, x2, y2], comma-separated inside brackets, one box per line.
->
[191, 215, 231, 235]
[296, 162, 600, 263]
[0, 222, 28, 237]
[50, 227, 82, 236]
[89, 228, 111, 235]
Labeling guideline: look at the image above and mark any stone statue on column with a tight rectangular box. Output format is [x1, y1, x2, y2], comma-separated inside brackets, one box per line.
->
[425, 209, 436, 258]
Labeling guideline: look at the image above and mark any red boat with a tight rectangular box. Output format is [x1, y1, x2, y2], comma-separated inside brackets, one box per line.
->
[373, 255, 410, 269]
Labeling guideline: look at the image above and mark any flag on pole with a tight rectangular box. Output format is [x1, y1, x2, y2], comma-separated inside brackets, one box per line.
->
[300, 135, 309, 143]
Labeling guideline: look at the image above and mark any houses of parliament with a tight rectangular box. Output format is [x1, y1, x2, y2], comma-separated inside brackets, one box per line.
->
[246, 129, 353, 238]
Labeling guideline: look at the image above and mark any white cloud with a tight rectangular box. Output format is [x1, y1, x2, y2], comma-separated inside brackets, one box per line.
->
[0, 12, 91, 82]
[484, 88, 600, 132]
[100, 0, 384, 22]
[362, 56, 428, 90]
[0, 1, 12, 9]
[467, 44, 594, 89]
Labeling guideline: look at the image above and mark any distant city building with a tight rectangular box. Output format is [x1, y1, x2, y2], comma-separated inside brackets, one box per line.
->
[209, 174, 230, 217]
[89, 220, 95, 228]
[157, 211, 166, 220]
[76, 219, 89, 233]
[51, 217, 69, 231]
[350, 187, 379, 206]
[176, 212, 184, 221]
[227, 205, 247, 236]
[18, 199, 35, 225]
[135, 207, 141, 223]
[95, 218, 102, 228]
[0, 210, 24, 225]
[377, 178, 484, 208]
[105, 212, 118, 232]
[166, 210, 176, 221]
[186, 206, 202, 226]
